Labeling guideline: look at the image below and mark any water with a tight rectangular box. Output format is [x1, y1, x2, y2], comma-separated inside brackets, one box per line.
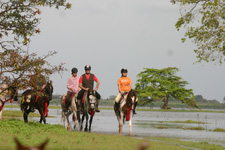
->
[4, 108, 225, 146]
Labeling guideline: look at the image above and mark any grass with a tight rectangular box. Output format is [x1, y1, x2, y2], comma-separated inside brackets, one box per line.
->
[164, 120, 208, 124]
[211, 128, 225, 132]
[1, 110, 55, 121]
[182, 126, 205, 130]
[0, 119, 224, 150]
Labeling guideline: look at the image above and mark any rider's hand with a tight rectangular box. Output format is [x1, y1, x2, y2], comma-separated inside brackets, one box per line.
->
[94, 88, 98, 91]
[85, 88, 89, 91]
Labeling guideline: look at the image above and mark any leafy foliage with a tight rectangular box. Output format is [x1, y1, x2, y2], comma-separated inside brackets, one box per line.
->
[171, 0, 225, 63]
[0, 0, 71, 91]
[135, 67, 199, 109]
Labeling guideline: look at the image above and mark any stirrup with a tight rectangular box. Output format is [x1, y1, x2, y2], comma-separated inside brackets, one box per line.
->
[30, 106, 35, 112]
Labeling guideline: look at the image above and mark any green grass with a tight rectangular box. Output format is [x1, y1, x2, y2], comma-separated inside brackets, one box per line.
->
[211, 128, 225, 132]
[182, 126, 205, 130]
[164, 120, 208, 124]
[1, 110, 55, 120]
[0, 119, 224, 150]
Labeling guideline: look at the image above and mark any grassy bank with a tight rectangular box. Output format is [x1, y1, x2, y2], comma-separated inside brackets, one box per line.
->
[0, 119, 224, 150]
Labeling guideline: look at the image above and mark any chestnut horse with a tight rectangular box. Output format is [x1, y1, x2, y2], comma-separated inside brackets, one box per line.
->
[20, 81, 53, 124]
[0, 84, 18, 120]
[114, 89, 137, 136]
[78, 90, 97, 132]
[61, 93, 79, 131]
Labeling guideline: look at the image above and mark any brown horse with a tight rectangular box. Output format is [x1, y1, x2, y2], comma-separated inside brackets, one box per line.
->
[20, 81, 53, 124]
[78, 90, 97, 132]
[114, 89, 137, 136]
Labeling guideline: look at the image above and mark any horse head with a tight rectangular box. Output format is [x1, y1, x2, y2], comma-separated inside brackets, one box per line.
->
[126, 89, 136, 106]
[44, 80, 53, 101]
[0, 83, 18, 101]
[88, 90, 97, 110]
[8, 86, 18, 101]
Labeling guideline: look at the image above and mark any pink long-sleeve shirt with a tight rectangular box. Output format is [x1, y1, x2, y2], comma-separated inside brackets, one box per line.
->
[67, 76, 80, 93]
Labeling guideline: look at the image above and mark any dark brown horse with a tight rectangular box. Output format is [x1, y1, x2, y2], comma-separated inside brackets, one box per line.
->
[78, 90, 97, 132]
[20, 81, 53, 124]
[114, 89, 137, 136]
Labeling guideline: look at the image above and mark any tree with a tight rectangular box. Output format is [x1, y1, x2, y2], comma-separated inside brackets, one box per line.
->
[171, 0, 225, 63]
[135, 67, 199, 109]
[0, 0, 71, 91]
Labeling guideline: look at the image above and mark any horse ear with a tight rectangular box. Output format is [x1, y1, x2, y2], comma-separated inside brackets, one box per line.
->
[38, 139, 49, 150]
[14, 137, 24, 149]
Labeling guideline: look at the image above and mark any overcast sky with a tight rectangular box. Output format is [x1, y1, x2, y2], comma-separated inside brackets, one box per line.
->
[29, 0, 225, 102]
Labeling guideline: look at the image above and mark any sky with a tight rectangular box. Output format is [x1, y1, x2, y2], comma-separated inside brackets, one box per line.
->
[28, 0, 225, 102]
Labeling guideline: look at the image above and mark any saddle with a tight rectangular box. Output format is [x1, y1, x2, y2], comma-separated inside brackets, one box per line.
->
[120, 92, 128, 102]
[63, 93, 75, 109]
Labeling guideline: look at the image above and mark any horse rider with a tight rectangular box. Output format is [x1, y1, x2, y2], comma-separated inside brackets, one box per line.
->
[114, 68, 138, 114]
[77, 65, 101, 112]
[63, 67, 80, 112]
[29, 67, 46, 112]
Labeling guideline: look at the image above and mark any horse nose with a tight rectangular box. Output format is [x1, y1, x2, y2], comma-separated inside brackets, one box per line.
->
[91, 104, 95, 109]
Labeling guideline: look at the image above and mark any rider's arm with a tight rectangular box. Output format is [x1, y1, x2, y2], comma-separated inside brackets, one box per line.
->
[79, 83, 88, 91]
[129, 83, 133, 90]
[118, 85, 122, 93]
[95, 80, 100, 91]
[129, 78, 133, 90]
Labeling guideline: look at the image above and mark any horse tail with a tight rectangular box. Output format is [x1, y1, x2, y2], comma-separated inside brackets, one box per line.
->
[61, 93, 67, 122]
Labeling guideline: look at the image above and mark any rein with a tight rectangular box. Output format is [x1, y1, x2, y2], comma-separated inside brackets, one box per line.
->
[0, 98, 12, 112]
[35, 90, 42, 103]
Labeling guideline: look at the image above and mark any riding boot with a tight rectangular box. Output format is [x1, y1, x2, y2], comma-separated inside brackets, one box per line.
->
[133, 102, 137, 114]
[115, 102, 120, 115]
[63, 99, 69, 112]
[95, 99, 100, 112]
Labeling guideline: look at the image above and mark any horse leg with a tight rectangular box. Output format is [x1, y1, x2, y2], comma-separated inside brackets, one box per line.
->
[23, 107, 31, 123]
[80, 114, 85, 131]
[77, 111, 82, 131]
[84, 114, 89, 132]
[129, 111, 133, 136]
[39, 108, 46, 124]
[66, 111, 71, 131]
[71, 108, 78, 131]
[89, 115, 93, 132]
[119, 112, 124, 135]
